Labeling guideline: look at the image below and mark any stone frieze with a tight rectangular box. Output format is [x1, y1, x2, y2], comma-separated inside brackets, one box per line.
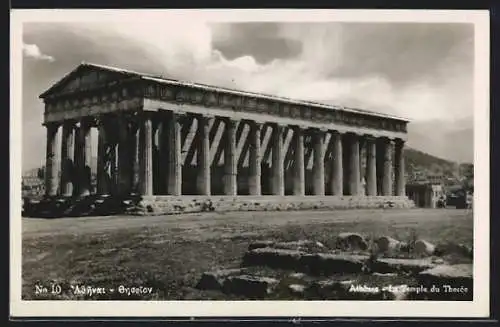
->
[43, 79, 408, 133]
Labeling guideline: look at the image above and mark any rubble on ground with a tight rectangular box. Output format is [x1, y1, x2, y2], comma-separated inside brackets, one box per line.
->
[195, 233, 473, 300]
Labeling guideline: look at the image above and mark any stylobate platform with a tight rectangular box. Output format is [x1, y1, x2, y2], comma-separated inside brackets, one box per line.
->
[23, 195, 414, 218]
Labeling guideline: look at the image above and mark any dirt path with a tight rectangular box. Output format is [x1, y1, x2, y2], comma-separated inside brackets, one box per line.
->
[22, 208, 472, 239]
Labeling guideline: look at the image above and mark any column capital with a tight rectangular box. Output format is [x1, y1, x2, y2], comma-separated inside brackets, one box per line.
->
[270, 122, 288, 128]
[194, 113, 215, 120]
[394, 137, 405, 146]
[243, 119, 262, 127]
[290, 124, 308, 131]
[343, 131, 360, 141]
[330, 130, 344, 136]
[62, 120, 76, 128]
[221, 116, 240, 124]
[43, 121, 61, 128]
[94, 114, 111, 127]
[378, 136, 395, 144]
[74, 117, 93, 129]
[164, 110, 187, 118]
[270, 123, 287, 135]
[308, 126, 328, 133]
[361, 133, 377, 141]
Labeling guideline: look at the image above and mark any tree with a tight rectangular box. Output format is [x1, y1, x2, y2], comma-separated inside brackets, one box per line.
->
[461, 163, 474, 179]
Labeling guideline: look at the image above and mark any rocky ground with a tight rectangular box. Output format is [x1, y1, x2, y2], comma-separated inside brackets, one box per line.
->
[196, 237, 472, 300]
[21, 208, 473, 300]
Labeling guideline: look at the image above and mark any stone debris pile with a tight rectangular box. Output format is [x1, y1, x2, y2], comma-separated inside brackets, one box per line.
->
[195, 233, 473, 300]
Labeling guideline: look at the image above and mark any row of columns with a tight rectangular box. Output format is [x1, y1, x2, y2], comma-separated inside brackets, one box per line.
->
[45, 120, 93, 197]
[44, 111, 406, 198]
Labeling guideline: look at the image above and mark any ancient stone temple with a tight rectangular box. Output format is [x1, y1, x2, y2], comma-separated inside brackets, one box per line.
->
[37, 62, 412, 215]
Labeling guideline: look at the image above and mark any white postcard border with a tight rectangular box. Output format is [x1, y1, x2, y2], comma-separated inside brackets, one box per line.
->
[10, 9, 490, 318]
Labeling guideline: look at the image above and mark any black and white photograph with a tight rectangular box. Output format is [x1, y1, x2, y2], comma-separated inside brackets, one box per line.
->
[10, 9, 489, 318]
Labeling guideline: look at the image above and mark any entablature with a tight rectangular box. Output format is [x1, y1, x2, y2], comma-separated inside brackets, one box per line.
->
[141, 79, 408, 134]
[40, 63, 410, 136]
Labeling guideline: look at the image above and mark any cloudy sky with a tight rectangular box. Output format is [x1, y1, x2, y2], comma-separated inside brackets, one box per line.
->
[21, 20, 474, 171]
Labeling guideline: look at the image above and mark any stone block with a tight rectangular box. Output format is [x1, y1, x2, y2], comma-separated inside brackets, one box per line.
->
[302, 253, 369, 275]
[375, 236, 402, 254]
[371, 258, 435, 274]
[273, 240, 327, 253]
[195, 268, 246, 291]
[434, 242, 473, 259]
[335, 232, 368, 251]
[242, 248, 304, 270]
[222, 275, 279, 298]
[248, 240, 275, 251]
[372, 272, 397, 277]
[414, 240, 436, 257]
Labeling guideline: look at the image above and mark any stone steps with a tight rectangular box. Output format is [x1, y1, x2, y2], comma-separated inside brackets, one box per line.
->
[22, 195, 139, 218]
[132, 195, 415, 215]
[24, 194, 414, 217]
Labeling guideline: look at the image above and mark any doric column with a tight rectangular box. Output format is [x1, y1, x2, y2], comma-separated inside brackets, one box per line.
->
[60, 122, 75, 197]
[117, 117, 132, 195]
[96, 119, 109, 195]
[44, 123, 60, 196]
[248, 121, 262, 196]
[166, 112, 182, 195]
[382, 137, 394, 196]
[109, 141, 118, 196]
[365, 135, 377, 196]
[196, 115, 211, 195]
[156, 118, 168, 195]
[331, 131, 343, 196]
[75, 119, 92, 196]
[139, 114, 153, 196]
[312, 128, 325, 196]
[130, 121, 140, 193]
[223, 118, 238, 195]
[347, 133, 360, 196]
[271, 124, 285, 196]
[359, 137, 366, 195]
[293, 126, 305, 196]
[395, 138, 406, 196]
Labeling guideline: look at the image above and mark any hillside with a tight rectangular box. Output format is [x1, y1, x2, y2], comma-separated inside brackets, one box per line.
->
[404, 148, 456, 172]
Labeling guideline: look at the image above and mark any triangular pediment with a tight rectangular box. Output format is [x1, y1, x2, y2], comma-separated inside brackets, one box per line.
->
[39, 63, 141, 99]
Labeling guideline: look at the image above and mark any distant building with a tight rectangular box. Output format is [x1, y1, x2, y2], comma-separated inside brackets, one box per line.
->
[406, 182, 445, 208]
[22, 175, 45, 197]
[427, 173, 445, 185]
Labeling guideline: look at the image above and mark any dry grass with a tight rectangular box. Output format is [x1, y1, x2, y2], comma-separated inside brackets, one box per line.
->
[22, 208, 473, 300]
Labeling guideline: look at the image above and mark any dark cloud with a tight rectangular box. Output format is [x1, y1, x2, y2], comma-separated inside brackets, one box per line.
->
[212, 22, 473, 86]
[20, 21, 475, 170]
[211, 23, 302, 64]
[331, 23, 474, 86]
